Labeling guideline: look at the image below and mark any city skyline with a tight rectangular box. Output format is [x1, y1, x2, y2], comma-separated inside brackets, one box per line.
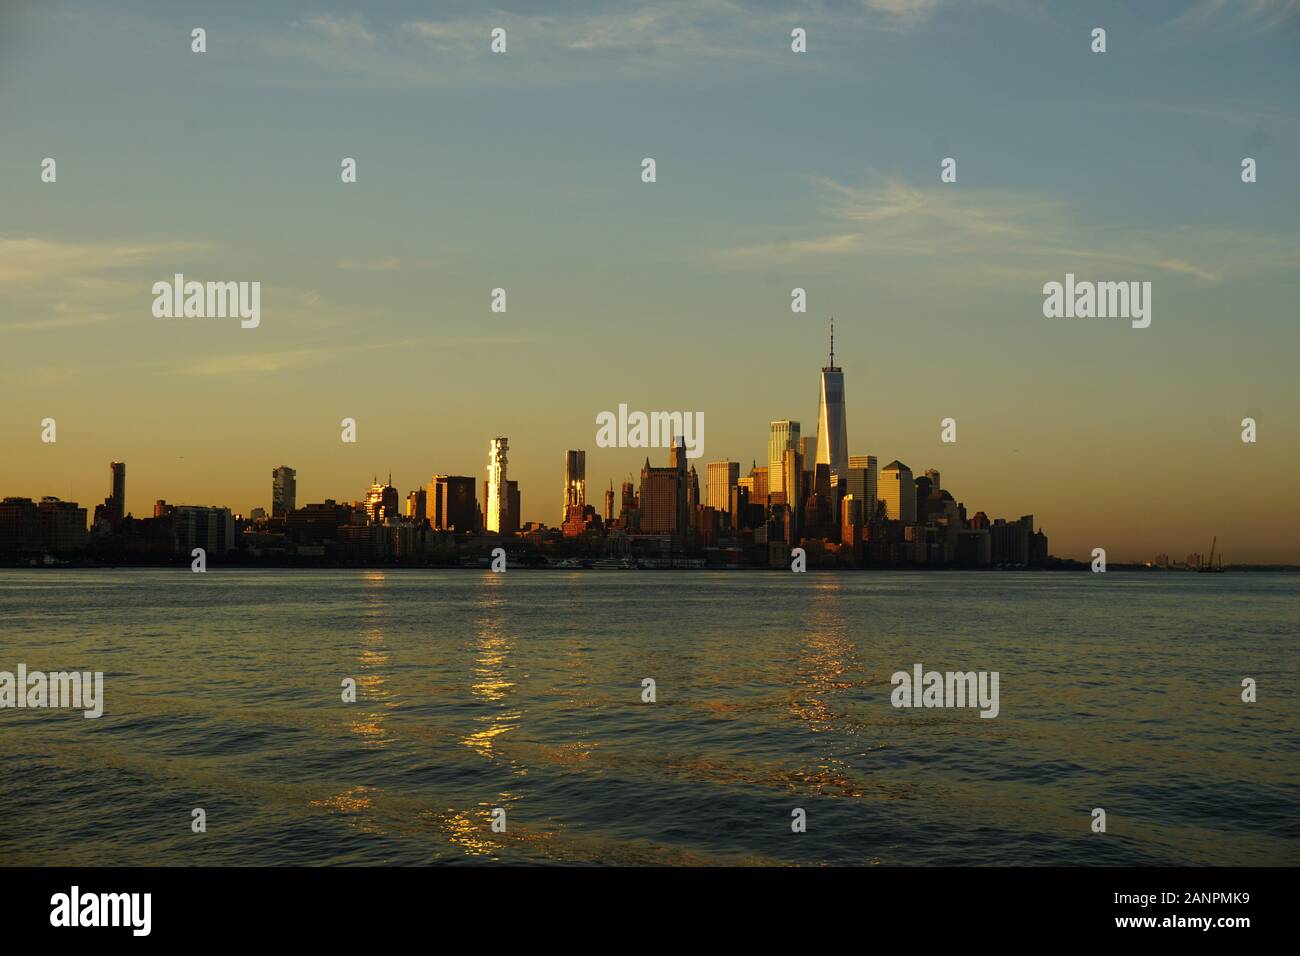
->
[0, 332, 1270, 567]
[2, 1, 1299, 562]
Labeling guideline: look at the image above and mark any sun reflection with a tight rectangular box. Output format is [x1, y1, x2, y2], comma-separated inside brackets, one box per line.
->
[349, 571, 394, 748]
[434, 790, 534, 859]
[789, 576, 857, 731]
[310, 786, 385, 837]
[460, 587, 523, 764]
[443, 807, 498, 856]
[311, 785, 379, 814]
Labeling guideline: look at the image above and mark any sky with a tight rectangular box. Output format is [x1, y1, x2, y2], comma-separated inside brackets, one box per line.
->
[1, 0, 1298, 562]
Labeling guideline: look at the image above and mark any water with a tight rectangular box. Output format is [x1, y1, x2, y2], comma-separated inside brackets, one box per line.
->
[0, 569, 1296, 866]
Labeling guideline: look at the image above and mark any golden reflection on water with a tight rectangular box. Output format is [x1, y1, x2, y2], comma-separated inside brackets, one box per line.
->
[460, 578, 522, 763]
[789, 576, 857, 731]
[429, 791, 552, 859]
[310, 785, 386, 835]
[311, 785, 378, 813]
[349, 571, 394, 747]
[443, 807, 498, 856]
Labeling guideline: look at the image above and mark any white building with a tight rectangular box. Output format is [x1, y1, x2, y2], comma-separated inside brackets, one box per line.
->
[487, 438, 509, 533]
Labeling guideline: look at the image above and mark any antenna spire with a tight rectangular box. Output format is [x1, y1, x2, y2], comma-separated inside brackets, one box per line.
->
[829, 316, 835, 367]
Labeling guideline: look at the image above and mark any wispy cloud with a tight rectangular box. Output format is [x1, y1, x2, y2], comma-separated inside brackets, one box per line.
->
[713, 172, 1300, 284]
[0, 236, 213, 333]
[1164, 0, 1300, 38]
[2, 307, 123, 333]
[181, 339, 420, 377]
[864, 0, 945, 25]
[0, 237, 206, 285]
[725, 232, 863, 257]
[179, 332, 536, 377]
[254, 2, 846, 89]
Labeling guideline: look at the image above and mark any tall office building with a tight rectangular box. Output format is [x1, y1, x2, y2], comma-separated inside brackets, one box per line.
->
[36, 497, 88, 552]
[272, 465, 296, 518]
[603, 483, 615, 523]
[107, 461, 126, 525]
[0, 497, 42, 553]
[800, 435, 817, 472]
[639, 439, 689, 538]
[638, 460, 679, 535]
[880, 460, 916, 523]
[365, 474, 399, 522]
[505, 480, 521, 535]
[841, 494, 864, 557]
[172, 505, 235, 555]
[815, 319, 849, 479]
[406, 488, 426, 522]
[782, 448, 804, 512]
[486, 438, 509, 533]
[563, 450, 586, 521]
[427, 475, 478, 531]
[706, 460, 739, 513]
[670, 436, 691, 537]
[844, 455, 878, 523]
[768, 421, 800, 496]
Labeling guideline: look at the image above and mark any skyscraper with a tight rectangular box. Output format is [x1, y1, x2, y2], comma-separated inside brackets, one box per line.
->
[639, 439, 689, 539]
[365, 474, 399, 522]
[506, 479, 521, 535]
[172, 505, 235, 555]
[108, 461, 126, 525]
[487, 438, 509, 533]
[427, 475, 478, 531]
[272, 465, 296, 518]
[563, 450, 586, 521]
[844, 455, 878, 523]
[782, 448, 804, 512]
[768, 421, 800, 496]
[406, 488, 426, 522]
[706, 460, 739, 512]
[815, 319, 849, 479]
[880, 460, 916, 523]
[800, 435, 817, 473]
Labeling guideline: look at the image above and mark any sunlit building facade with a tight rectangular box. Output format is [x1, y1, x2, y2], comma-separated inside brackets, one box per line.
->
[880, 460, 916, 523]
[486, 438, 509, 533]
[768, 421, 799, 496]
[564, 450, 586, 521]
[815, 322, 849, 480]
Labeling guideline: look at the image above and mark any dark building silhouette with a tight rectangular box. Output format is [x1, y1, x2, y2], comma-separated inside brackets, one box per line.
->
[427, 476, 478, 532]
[0, 497, 42, 554]
[38, 497, 88, 552]
[272, 466, 297, 518]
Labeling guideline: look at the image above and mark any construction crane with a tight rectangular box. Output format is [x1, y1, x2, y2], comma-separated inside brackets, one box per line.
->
[1198, 536, 1224, 573]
